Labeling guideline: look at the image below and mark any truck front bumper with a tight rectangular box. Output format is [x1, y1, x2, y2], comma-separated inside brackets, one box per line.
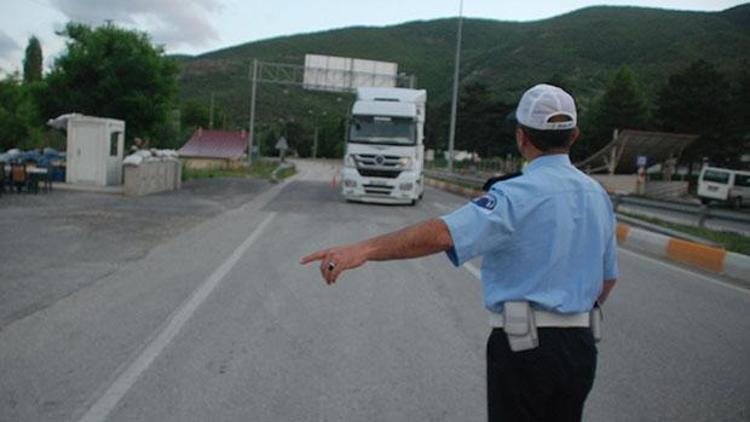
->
[340, 168, 422, 204]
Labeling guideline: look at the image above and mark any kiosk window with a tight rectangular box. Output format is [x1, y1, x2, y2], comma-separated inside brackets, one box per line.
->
[110, 132, 120, 157]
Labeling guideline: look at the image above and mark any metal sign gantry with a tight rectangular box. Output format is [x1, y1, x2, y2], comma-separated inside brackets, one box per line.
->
[246, 59, 416, 164]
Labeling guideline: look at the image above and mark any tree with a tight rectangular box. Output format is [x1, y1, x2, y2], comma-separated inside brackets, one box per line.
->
[313, 117, 345, 158]
[0, 75, 44, 150]
[656, 60, 732, 163]
[546, 73, 574, 95]
[42, 23, 178, 147]
[23, 36, 43, 84]
[284, 120, 308, 157]
[456, 82, 515, 158]
[585, 65, 650, 155]
[427, 82, 515, 159]
[181, 100, 210, 130]
[728, 62, 750, 161]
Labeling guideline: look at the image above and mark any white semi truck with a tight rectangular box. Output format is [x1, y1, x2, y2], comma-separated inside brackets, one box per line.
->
[340, 87, 426, 205]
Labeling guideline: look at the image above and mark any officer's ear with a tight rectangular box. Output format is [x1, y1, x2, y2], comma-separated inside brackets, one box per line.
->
[568, 127, 580, 148]
[515, 126, 528, 148]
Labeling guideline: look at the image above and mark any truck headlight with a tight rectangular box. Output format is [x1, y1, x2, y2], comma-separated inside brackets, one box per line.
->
[345, 154, 356, 168]
[398, 157, 412, 169]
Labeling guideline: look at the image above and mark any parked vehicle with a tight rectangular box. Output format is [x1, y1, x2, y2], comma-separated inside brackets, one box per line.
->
[697, 166, 750, 208]
[340, 87, 426, 205]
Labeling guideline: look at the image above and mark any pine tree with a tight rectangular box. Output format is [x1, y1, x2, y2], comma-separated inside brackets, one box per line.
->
[656, 60, 732, 163]
[595, 65, 650, 137]
[22, 36, 43, 84]
[577, 65, 651, 158]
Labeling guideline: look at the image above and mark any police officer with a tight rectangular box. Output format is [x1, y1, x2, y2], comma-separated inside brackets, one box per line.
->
[301, 84, 618, 422]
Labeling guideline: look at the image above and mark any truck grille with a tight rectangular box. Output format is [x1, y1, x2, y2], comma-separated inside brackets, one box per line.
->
[358, 169, 401, 178]
[354, 154, 401, 168]
[354, 153, 404, 179]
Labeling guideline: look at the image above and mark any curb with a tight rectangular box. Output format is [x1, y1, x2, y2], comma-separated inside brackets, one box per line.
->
[618, 225, 749, 282]
[271, 162, 295, 184]
[426, 177, 750, 283]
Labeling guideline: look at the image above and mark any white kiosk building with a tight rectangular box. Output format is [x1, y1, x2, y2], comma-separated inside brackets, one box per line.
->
[49, 114, 126, 186]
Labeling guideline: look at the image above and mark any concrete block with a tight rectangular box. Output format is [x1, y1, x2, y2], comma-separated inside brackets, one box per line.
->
[623, 227, 671, 257]
[123, 161, 181, 196]
[616, 224, 631, 244]
[724, 252, 750, 283]
[666, 238, 726, 273]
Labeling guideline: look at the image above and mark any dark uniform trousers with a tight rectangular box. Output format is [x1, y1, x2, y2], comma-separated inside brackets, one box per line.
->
[487, 327, 597, 422]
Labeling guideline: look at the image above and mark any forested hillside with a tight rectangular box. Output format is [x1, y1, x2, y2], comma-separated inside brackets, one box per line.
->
[175, 4, 750, 160]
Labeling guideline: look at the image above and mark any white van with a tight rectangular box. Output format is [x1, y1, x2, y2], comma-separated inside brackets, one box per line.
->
[697, 166, 750, 208]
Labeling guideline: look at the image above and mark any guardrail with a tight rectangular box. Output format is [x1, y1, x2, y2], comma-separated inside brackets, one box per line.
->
[424, 169, 750, 227]
[612, 195, 750, 224]
[424, 169, 486, 187]
[614, 214, 721, 247]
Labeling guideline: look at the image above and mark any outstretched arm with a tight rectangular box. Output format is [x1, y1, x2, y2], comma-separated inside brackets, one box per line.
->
[300, 218, 453, 285]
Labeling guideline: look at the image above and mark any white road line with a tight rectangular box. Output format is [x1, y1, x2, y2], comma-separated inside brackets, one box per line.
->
[78, 212, 278, 422]
[619, 247, 750, 296]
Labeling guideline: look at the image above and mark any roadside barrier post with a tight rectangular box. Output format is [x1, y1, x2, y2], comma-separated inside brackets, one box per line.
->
[698, 204, 709, 228]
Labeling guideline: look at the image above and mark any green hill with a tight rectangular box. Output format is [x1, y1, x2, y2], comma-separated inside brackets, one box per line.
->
[175, 4, 750, 139]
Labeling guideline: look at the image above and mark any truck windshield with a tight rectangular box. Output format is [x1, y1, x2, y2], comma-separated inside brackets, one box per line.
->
[349, 116, 415, 145]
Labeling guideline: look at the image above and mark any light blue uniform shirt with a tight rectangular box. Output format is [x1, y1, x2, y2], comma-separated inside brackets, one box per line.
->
[440, 154, 618, 315]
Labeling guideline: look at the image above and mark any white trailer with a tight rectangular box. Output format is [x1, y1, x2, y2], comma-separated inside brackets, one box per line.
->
[340, 87, 426, 205]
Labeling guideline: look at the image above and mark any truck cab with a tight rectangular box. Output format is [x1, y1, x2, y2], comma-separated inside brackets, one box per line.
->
[340, 88, 426, 205]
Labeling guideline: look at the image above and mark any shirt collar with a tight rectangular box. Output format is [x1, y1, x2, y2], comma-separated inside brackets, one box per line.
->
[525, 154, 572, 173]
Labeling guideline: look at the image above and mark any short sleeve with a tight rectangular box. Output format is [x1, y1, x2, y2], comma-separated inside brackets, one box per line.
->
[603, 212, 619, 280]
[439, 190, 515, 267]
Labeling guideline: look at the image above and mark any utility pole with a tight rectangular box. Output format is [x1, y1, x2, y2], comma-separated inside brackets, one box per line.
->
[248, 59, 258, 165]
[447, 0, 464, 173]
[313, 126, 319, 159]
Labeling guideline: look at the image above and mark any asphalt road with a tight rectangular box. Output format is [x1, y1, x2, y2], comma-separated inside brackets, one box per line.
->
[1, 160, 748, 421]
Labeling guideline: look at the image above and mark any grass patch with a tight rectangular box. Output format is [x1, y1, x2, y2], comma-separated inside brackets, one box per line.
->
[275, 165, 296, 180]
[620, 211, 750, 256]
[183, 160, 293, 181]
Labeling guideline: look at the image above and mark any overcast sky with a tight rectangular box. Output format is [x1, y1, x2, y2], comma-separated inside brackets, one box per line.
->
[0, 0, 746, 74]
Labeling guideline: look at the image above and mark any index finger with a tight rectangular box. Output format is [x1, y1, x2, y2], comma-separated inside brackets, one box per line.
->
[300, 249, 327, 265]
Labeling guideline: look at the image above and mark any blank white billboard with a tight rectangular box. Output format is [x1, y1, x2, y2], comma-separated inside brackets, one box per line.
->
[303, 54, 398, 93]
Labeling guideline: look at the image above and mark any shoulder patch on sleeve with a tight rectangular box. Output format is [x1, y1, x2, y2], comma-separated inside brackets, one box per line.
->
[471, 193, 498, 211]
[482, 171, 523, 192]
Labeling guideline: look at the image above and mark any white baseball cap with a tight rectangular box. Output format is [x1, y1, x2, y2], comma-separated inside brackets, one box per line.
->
[515, 84, 577, 131]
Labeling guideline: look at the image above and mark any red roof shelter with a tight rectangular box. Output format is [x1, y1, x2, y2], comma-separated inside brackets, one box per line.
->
[178, 128, 248, 159]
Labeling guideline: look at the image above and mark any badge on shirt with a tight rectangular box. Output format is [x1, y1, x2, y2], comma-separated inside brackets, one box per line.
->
[472, 193, 497, 211]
